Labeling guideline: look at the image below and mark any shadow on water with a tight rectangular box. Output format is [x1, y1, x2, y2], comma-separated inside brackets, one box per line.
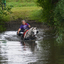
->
[39, 33, 64, 64]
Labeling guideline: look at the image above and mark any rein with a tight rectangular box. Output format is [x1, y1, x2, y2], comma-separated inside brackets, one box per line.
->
[23, 30, 28, 37]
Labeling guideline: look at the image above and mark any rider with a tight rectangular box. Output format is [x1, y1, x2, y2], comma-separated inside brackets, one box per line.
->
[17, 20, 31, 36]
[2, 0, 6, 10]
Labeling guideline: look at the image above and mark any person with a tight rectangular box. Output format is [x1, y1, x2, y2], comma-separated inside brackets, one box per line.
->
[2, 0, 6, 10]
[17, 20, 31, 36]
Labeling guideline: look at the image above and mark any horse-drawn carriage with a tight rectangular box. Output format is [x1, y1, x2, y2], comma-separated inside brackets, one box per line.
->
[18, 27, 38, 40]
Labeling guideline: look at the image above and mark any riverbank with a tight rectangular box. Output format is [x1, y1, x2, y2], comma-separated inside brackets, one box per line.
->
[5, 18, 49, 31]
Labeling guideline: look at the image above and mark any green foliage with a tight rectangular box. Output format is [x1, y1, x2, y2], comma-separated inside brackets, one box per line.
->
[7, 0, 36, 2]
[36, 0, 59, 25]
[6, 2, 36, 7]
[54, 0, 64, 42]
[0, 1, 12, 32]
[37, 0, 64, 42]
[29, 9, 43, 22]
[4, 1, 41, 22]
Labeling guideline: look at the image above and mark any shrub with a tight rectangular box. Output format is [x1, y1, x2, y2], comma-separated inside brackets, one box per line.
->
[37, 0, 64, 42]
[0, 1, 12, 32]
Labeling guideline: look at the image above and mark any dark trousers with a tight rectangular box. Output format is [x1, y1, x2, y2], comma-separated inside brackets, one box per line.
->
[2, 3, 6, 10]
[18, 30, 24, 36]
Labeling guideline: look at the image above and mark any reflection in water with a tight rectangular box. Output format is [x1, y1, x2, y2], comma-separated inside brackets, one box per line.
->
[41, 36, 64, 64]
[21, 41, 37, 53]
[0, 41, 39, 64]
[0, 42, 8, 64]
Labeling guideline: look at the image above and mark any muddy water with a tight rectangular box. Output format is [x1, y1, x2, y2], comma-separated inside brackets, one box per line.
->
[0, 29, 64, 64]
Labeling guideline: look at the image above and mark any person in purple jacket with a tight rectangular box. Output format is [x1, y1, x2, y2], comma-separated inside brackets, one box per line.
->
[17, 20, 31, 36]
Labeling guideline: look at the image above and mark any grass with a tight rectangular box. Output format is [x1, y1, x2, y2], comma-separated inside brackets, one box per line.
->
[7, 2, 37, 7]
[4, 2, 42, 22]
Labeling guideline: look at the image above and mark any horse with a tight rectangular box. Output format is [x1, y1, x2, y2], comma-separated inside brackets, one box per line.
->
[19, 27, 38, 40]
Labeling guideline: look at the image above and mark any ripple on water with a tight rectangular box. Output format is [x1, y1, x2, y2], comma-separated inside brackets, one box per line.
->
[0, 41, 40, 64]
[0, 29, 47, 64]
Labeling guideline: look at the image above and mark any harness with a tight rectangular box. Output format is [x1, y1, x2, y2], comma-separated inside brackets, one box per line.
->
[23, 30, 28, 37]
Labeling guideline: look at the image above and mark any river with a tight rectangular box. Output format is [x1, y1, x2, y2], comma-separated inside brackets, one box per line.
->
[0, 28, 64, 64]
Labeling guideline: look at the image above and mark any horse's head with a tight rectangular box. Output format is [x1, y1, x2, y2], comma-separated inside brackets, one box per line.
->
[31, 27, 39, 38]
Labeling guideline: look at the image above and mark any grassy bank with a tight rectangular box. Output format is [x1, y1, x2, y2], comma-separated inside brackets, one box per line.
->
[4, 2, 42, 22]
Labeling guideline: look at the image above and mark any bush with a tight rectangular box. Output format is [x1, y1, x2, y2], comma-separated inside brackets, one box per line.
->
[7, 0, 36, 2]
[0, 1, 12, 32]
[37, 0, 64, 42]
[54, 0, 64, 42]
[37, 0, 56, 26]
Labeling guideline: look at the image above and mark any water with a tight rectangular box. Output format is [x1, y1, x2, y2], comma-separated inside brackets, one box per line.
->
[0, 29, 64, 64]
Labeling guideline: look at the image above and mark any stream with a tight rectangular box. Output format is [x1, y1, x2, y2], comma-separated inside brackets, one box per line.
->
[0, 28, 64, 64]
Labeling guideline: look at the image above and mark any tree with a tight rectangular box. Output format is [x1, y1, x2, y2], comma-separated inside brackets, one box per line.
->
[37, 0, 64, 42]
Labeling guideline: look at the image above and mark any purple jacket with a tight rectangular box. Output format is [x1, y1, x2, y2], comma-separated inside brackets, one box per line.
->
[20, 23, 29, 31]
